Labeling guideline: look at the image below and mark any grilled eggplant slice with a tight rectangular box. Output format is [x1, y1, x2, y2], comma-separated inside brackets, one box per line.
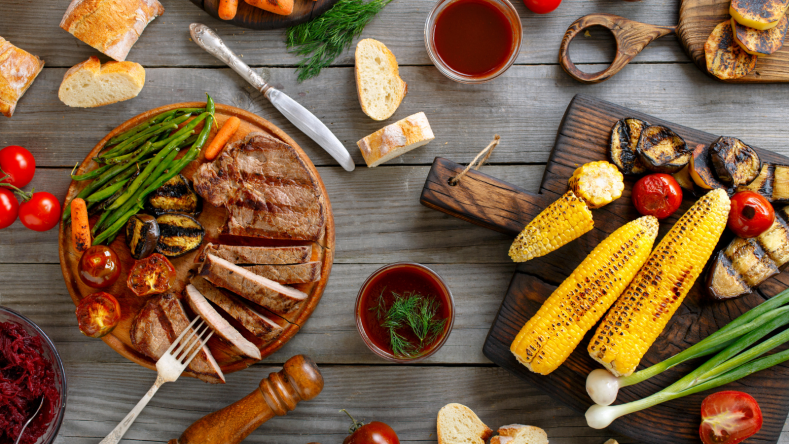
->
[730, 0, 789, 30]
[707, 251, 751, 300]
[709, 136, 761, 187]
[732, 16, 789, 56]
[609, 118, 648, 175]
[738, 162, 774, 199]
[144, 174, 201, 217]
[636, 125, 690, 173]
[155, 214, 205, 257]
[126, 214, 160, 260]
[773, 165, 789, 202]
[705, 21, 758, 80]
[690, 143, 726, 190]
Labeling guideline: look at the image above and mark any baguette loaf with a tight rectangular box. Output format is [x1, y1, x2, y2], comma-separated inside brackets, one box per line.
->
[58, 56, 145, 108]
[357, 112, 434, 167]
[355, 38, 407, 121]
[490, 425, 549, 444]
[437, 403, 493, 444]
[0, 36, 44, 118]
[60, 0, 164, 61]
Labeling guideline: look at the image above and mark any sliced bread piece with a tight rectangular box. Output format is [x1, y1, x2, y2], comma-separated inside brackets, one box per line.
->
[357, 112, 434, 167]
[437, 403, 493, 444]
[58, 56, 145, 108]
[490, 425, 549, 444]
[0, 36, 45, 118]
[355, 38, 407, 121]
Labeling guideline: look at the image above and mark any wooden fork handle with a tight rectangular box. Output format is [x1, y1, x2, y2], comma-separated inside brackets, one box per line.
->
[558, 13, 676, 84]
[168, 355, 323, 444]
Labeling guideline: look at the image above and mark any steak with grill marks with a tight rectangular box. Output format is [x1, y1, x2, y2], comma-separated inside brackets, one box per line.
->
[192, 132, 325, 241]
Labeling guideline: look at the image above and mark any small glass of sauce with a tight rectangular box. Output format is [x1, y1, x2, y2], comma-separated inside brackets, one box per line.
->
[355, 263, 455, 362]
[425, 0, 522, 83]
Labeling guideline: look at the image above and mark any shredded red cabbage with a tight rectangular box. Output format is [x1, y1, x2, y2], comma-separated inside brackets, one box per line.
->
[0, 321, 59, 444]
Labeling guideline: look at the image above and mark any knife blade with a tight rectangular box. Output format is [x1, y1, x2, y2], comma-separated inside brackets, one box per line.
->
[188, 23, 355, 172]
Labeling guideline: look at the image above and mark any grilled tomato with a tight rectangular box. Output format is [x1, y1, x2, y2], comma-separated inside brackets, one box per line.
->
[78, 245, 121, 288]
[632, 173, 683, 219]
[728, 191, 775, 238]
[76, 292, 121, 338]
[700, 391, 762, 444]
[127, 253, 176, 297]
[342, 410, 400, 444]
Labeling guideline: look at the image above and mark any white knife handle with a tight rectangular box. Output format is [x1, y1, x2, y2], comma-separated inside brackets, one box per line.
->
[266, 88, 356, 171]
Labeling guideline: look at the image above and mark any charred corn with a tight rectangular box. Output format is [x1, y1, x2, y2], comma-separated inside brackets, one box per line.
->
[568, 161, 624, 209]
[510, 216, 659, 375]
[588, 189, 731, 377]
[509, 190, 594, 263]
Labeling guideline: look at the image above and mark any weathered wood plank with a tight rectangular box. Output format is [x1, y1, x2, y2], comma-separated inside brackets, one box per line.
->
[0, 0, 684, 68]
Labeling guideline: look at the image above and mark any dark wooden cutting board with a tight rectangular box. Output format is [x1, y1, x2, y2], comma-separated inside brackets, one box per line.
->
[188, 0, 339, 30]
[420, 94, 789, 444]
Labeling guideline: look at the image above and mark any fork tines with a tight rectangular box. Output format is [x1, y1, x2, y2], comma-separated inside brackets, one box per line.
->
[168, 317, 214, 364]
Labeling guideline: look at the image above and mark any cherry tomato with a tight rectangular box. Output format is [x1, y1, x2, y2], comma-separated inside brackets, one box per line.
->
[18, 191, 60, 231]
[76, 292, 121, 338]
[700, 391, 763, 444]
[523, 0, 561, 14]
[728, 191, 774, 238]
[0, 145, 35, 188]
[127, 253, 176, 297]
[342, 410, 400, 444]
[0, 188, 19, 229]
[632, 173, 683, 219]
[79, 245, 122, 288]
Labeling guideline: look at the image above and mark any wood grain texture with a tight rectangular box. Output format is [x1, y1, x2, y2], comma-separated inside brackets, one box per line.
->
[192, 0, 339, 30]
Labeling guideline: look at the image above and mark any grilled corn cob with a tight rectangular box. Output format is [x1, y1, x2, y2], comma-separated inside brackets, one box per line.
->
[510, 216, 659, 375]
[568, 161, 625, 209]
[588, 189, 731, 377]
[509, 190, 594, 263]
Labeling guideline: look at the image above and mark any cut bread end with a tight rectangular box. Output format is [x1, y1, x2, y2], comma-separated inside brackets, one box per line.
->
[437, 403, 493, 444]
[58, 56, 145, 108]
[357, 112, 434, 167]
[355, 38, 407, 121]
[492, 425, 549, 444]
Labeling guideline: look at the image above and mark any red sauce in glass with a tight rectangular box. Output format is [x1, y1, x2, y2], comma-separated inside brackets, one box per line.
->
[358, 265, 451, 358]
[433, 0, 515, 76]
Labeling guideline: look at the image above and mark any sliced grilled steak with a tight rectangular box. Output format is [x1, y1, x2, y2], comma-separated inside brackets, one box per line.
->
[199, 254, 307, 315]
[192, 132, 325, 241]
[198, 243, 312, 265]
[191, 277, 284, 341]
[185, 284, 262, 360]
[243, 262, 321, 284]
[130, 294, 225, 384]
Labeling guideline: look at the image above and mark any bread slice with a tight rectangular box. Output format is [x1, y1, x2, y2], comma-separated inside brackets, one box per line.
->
[355, 38, 407, 121]
[357, 112, 434, 167]
[490, 425, 549, 444]
[59, 56, 145, 108]
[0, 36, 45, 118]
[437, 403, 493, 444]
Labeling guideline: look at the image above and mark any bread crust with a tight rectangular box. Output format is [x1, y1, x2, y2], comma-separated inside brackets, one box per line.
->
[355, 38, 407, 121]
[0, 36, 45, 118]
[59, 56, 146, 108]
[357, 112, 434, 167]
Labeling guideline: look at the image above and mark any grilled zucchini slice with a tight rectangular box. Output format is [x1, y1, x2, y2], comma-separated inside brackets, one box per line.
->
[636, 125, 690, 173]
[709, 137, 761, 187]
[155, 214, 205, 257]
[144, 174, 201, 217]
[732, 16, 789, 56]
[690, 143, 726, 190]
[705, 21, 758, 80]
[731, 0, 789, 30]
[126, 214, 160, 260]
[773, 165, 789, 202]
[706, 251, 751, 300]
[610, 118, 649, 175]
[738, 162, 774, 198]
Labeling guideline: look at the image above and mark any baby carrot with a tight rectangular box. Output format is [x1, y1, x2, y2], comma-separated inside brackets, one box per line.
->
[204, 116, 241, 160]
[244, 0, 293, 16]
[71, 198, 92, 253]
[219, 0, 239, 19]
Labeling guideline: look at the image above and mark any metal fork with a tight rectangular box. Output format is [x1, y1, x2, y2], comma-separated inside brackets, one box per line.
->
[99, 317, 213, 444]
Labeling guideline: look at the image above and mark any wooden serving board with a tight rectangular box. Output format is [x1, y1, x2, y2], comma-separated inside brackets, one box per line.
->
[420, 94, 789, 443]
[57, 102, 335, 380]
[188, 0, 339, 30]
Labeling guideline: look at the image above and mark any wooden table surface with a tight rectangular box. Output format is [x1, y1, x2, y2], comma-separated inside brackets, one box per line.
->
[2, 1, 789, 443]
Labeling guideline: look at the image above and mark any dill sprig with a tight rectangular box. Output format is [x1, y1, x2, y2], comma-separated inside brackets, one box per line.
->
[286, 0, 393, 82]
[370, 290, 447, 358]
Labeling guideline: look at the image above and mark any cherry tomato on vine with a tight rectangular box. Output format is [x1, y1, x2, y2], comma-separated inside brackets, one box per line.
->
[700, 391, 762, 444]
[0, 145, 35, 188]
[79, 245, 121, 289]
[523, 0, 561, 14]
[18, 191, 60, 232]
[728, 191, 774, 238]
[0, 188, 19, 229]
[341, 410, 400, 444]
[632, 173, 683, 219]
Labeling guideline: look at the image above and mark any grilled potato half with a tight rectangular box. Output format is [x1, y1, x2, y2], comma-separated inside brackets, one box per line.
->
[732, 16, 789, 56]
[636, 125, 690, 173]
[609, 118, 648, 175]
[705, 21, 758, 80]
[731, 0, 789, 30]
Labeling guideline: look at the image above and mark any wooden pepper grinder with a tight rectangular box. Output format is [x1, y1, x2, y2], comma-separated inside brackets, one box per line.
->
[168, 355, 324, 444]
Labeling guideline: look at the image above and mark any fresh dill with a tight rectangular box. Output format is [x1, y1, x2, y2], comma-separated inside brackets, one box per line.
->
[370, 290, 447, 358]
[286, 0, 394, 82]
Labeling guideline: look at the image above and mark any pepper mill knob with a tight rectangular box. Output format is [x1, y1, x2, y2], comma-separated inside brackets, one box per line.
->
[168, 355, 323, 444]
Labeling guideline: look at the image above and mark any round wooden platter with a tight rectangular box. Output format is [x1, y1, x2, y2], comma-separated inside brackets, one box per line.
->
[189, 0, 340, 30]
[57, 102, 335, 380]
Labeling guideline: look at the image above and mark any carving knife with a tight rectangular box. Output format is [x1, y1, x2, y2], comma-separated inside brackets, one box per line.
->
[189, 23, 355, 172]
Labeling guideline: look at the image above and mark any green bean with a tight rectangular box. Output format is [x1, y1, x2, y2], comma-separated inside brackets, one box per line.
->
[72, 162, 115, 181]
[150, 112, 209, 150]
[103, 114, 191, 159]
[104, 139, 154, 165]
[86, 178, 129, 203]
[93, 204, 141, 245]
[104, 108, 202, 147]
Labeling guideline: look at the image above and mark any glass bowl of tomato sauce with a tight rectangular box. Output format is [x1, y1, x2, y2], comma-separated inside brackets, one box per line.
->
[0, 306, 67, 444]
[355, 263, 455, 363]
[425, 0, 522, 83]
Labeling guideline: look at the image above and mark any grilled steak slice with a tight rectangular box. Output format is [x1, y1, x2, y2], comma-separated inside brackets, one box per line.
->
[243, 262, 321, 284]
[191, 277, 284, 341]
[185, 284, 262, 360]
[192, 132, 325, 241]
[199, 254, 307, 315]
[130, 294, 225, 384]
[198, 243, 312, 265]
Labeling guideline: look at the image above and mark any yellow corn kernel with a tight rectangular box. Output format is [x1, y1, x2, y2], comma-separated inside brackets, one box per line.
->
[588, 189, 731, 377]
[568, 161, 624, 209]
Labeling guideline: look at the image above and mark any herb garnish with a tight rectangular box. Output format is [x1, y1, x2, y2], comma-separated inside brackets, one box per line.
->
[286, 0, 393, 82]
[371, 289, 447, 358]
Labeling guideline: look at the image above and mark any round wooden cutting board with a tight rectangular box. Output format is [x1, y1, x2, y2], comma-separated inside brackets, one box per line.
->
[58, 102, 335, 379]
[189, 0, 340, 30]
